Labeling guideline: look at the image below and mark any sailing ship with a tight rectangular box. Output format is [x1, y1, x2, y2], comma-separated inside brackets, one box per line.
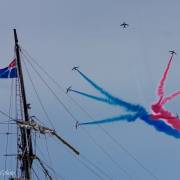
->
[0, 29, 79, 180]
[0, 29, 163, 180]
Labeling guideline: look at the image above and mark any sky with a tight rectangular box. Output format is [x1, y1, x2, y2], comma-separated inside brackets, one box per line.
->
[0, 0, 180, 180]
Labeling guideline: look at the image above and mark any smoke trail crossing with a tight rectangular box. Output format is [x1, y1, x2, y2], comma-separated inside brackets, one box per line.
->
[76, 70, 142, 113]
[151, 53, 180, 131]
[72, 55, 180, 138]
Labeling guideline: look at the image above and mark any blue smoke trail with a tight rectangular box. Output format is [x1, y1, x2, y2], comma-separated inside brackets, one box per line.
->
[71, 89, 116, 105]
[77, 70, 142, 112]
[79, 103, 180, 138]
[74, 70, 180, 138]
[144, 115, 180, 138]
[79, 114, 139, 125]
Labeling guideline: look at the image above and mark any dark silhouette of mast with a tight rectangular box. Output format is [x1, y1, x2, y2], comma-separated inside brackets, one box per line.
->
[11, 29, 79, 180]
[13, 29, 33, 180]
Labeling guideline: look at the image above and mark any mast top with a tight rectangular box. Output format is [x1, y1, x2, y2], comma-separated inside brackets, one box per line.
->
[13, 29, 18, 43]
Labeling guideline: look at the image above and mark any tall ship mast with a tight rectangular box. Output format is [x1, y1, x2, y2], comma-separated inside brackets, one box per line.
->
[0, 29, 164, 180]
[1, 30, 79, 180]
[13, 28, 34, 180]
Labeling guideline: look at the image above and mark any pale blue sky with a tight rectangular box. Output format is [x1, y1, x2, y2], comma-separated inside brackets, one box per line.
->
[0, 0, 180, 180]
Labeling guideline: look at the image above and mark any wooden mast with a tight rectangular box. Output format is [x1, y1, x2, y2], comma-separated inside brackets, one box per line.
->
[13, 29, 33, 180]
[11, 29, 79, 180]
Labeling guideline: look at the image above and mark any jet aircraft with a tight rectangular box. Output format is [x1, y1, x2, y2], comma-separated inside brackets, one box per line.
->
[169, 50, 176, 55]
[120, 22, 129, 28]
[66, 86, 72, 94]
[75, 121, 79, 129]
[72, 66, 79, 71]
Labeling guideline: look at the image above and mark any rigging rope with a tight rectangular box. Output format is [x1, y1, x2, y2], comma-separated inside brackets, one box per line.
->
[21, 54, 55, 130]
[4, 78, 14, 180]
[32, 167, 41, 180]
[21, 49, 133, 179]
[20, 47, 160, 180]
[69, 97, 159, 180]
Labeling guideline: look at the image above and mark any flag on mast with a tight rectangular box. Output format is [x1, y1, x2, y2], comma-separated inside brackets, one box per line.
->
[0, 59, 17, 78]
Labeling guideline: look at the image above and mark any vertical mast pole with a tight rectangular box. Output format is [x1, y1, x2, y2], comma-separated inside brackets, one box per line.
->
[13, 29, 33, 180]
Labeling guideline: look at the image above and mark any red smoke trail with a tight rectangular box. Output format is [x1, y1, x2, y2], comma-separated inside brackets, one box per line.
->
[157, 54, 173, 97]
[151, 53, 180, 131]
[74, 67, 180, 137]
[161, 91, 180, 106]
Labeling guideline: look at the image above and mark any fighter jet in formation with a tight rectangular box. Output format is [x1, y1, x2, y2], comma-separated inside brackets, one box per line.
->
[66, 86, 72, 94]
[120, 22, 129, 28]
[169, 50, 176, 55]
[72, 66, 79, 71]
[75, 121, 79, 129]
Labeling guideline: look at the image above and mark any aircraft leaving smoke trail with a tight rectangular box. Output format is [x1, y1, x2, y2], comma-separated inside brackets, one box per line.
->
[70, 89, 113, 104]
[157, 54, 173, 97]
[71, 57, 180, 138]
[78, 114, 140, 125]
[151, 53, 180, 131]
[76, 69, 142, 113]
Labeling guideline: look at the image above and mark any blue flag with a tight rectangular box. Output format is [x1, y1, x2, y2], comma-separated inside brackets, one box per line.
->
[0, 59, 17, 78]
